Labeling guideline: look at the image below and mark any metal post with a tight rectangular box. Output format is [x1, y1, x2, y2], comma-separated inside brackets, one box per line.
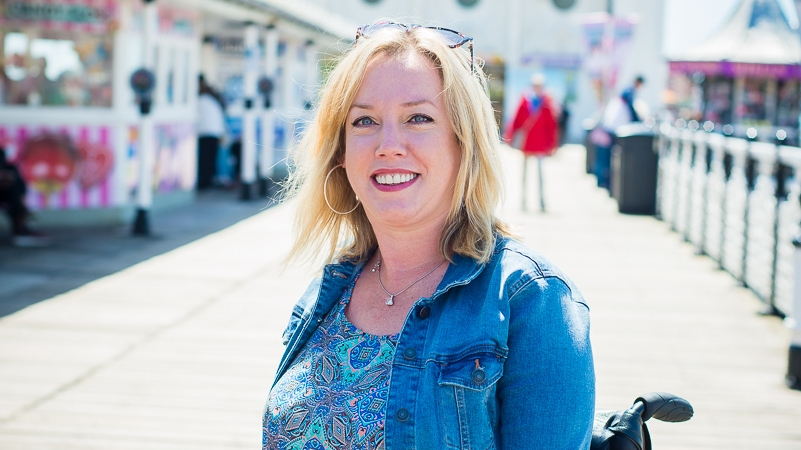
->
[133, 0, 157, 236]
[240, 23, 260, 200]
[259, 25, 279, 197]
[787, 236, 801, 389]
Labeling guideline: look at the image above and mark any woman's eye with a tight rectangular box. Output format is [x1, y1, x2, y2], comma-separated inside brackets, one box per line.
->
[410, 114, 433, 124]
[352, 117, 376, 127]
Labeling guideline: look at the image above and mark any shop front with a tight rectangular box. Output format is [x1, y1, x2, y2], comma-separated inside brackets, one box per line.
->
[0, 0, 352, 227]
[665, 0, 801, 143]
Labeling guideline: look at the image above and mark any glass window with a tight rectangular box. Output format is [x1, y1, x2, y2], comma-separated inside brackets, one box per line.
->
[777, 79, 800, 128]
[1, 29, 113, 107]
[703, 77, 733, 125]
[740, 78, 768, 124]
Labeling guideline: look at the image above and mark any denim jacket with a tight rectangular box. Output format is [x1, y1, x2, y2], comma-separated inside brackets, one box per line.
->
[271, 237, 595, 449]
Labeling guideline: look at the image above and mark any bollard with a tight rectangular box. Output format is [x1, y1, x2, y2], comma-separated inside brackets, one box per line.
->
[788, 235, 801, 389]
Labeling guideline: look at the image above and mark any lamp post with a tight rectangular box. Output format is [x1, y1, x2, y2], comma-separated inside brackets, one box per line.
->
[132, 0, 157, 236]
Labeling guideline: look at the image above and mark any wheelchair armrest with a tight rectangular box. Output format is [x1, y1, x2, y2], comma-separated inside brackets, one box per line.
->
[635, 392, 694, 423]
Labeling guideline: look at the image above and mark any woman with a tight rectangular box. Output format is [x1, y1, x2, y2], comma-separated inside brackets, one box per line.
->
[264, 21, 595, 449]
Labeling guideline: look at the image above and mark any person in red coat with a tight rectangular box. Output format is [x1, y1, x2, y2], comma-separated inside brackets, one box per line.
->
[503, 73, 560, 211]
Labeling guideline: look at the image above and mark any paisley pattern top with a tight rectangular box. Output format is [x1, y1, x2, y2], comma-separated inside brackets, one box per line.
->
[263, 270, 399, 450]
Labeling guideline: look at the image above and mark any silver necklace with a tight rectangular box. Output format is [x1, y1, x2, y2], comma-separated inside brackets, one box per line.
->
[371, 255, 447, 306]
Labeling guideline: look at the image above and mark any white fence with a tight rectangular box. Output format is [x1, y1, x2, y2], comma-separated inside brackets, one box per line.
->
[656, 124, 801, 316]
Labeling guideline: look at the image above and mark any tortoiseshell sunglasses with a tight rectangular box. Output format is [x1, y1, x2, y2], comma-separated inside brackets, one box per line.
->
[355, 21, 475, 73]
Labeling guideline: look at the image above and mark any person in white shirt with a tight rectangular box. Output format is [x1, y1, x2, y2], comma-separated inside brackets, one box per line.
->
[593, 75, 645, 190]
[197, 75, 226, 190]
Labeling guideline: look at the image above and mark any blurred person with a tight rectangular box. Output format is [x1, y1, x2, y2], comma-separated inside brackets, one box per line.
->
[0, 147, 50, 247]
[196, 74, 226, 190]
[503, 73, 560, 212]
[262, 20, 594, 449]
[593, 75, 645, 190]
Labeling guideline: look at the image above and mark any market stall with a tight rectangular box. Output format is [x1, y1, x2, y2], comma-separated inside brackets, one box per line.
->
[0, 0, 352, 227]
[0, 0, 199, 225]
[666, 0, 801, 143]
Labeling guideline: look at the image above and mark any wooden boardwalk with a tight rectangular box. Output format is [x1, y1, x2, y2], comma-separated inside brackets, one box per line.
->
[0, 145, 799, 449]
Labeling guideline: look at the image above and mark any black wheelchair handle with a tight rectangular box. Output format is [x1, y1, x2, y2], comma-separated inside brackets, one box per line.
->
[634, 392, 694, 423]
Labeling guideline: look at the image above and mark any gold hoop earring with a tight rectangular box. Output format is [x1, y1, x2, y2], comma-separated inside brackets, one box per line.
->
[324, 165, 360, 215]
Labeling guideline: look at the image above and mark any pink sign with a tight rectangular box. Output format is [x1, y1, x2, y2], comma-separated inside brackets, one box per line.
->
[0, 0, 119, 34]
[581, 13, 638, 103]
[669, 61, 801, 80]
[0, 124, 114, 210]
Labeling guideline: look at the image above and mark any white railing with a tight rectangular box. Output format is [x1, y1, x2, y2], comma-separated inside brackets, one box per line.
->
[704, 133, 728, 262]
[722, 138, 749, 281]
[775, 147, 801, 315]
[656, 124, 801, 316]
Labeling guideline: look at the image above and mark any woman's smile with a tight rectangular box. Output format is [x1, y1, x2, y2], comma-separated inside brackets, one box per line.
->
[372, 171, 419, 191]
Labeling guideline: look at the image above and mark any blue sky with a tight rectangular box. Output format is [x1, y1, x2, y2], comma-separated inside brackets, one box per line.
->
[663, 0, 799, 57]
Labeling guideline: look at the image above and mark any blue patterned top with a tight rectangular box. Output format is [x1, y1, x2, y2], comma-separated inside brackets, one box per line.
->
[263, 271, 399, 449]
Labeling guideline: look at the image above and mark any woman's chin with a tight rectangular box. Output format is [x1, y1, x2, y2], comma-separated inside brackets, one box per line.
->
[365, 205, 449, 232]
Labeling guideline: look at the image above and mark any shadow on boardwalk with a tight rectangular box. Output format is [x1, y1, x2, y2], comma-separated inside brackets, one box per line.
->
[0, 188, 274, 318]
[0, 145, 799, 449]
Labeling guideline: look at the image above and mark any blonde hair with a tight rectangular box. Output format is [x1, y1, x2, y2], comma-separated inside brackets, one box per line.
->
[284, 23, 510, 266]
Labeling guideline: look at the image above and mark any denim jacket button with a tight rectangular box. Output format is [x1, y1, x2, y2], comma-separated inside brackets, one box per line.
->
[471, 368, 486, 383]
[403, 347, 417, 360]
[417, 306, 431, 319]
[395, 408, 410, 421]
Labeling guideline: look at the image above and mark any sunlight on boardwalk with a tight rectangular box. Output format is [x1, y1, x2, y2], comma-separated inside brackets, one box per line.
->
[0, 144, 799, 449]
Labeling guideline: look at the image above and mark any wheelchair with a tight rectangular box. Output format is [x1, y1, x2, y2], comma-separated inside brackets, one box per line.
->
[591, 392, 694, 450]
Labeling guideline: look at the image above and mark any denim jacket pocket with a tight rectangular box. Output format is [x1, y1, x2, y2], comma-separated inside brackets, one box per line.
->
[437, 350, 506, 450]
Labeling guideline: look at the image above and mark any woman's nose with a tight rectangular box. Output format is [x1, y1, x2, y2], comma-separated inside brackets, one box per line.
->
[376, 123, 407, 157]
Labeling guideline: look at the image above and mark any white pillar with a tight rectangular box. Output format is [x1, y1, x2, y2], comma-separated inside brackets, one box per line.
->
[282, 40, 297, 113]
[259, 26, 279, 191]
[305, 41, 319, 105]
[279, 40, 298, 161]
[133, 0, 157, 235]
[240, 23, 260, 200]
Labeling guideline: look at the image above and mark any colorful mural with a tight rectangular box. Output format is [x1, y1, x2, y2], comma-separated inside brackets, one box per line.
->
[0, 0, 120, 34]
[0, 124, 114, 210]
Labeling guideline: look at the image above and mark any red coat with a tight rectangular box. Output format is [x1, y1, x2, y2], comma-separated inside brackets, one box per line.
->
[504, 92, 559, 156]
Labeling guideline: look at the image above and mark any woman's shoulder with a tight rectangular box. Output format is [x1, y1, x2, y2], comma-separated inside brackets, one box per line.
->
[491, 236, 561, 277]
[489, 236, 586, 304]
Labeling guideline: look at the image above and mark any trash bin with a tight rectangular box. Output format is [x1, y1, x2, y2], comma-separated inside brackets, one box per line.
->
[610, 123, 657, 215]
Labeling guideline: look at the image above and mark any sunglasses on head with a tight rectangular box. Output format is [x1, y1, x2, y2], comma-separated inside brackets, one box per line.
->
[355, 21, 475, 73]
